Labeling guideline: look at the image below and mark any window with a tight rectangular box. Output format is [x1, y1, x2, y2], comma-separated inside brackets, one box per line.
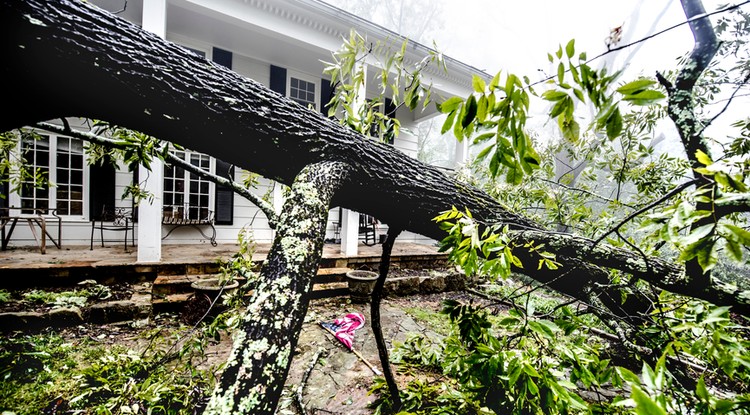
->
[163, 150, 213, 220]
[17, 134, 85, 216]
[289, 76, 317, 110]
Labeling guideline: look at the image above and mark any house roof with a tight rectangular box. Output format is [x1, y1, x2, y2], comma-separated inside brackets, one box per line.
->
[90, 0, 486, 120]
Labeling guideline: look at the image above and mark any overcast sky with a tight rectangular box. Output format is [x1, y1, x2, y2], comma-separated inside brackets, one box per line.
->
[325, 0, 748, 144]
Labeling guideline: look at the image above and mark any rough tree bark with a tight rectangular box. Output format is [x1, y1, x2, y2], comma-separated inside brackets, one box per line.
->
[4, 0, 748, 313]
[204, 160, 349, 414]
[1, 0, 749, 412]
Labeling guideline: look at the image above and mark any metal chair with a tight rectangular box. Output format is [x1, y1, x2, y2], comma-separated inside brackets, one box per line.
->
[90, 206, 135, 251]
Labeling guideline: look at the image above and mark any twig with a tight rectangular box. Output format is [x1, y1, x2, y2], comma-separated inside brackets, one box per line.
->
[320, 324, 382, 376]
[528, 1, 750, 88]
[593, 179, 699, 246]
[295, 347, 325, 415]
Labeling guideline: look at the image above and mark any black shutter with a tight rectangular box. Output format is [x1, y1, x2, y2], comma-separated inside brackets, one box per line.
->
[214, 160, 234, 225]
[212, 47, 232, 69]
[89, 162, 116, 220]
[270, 65, 287, 95]
[383, 98, 397, 145]
[211, 48, 235, 225]
[0, 175, 8, 210]
[320, 78, 333, 116]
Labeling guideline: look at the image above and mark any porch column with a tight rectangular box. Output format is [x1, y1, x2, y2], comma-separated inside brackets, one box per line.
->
[137, 0, 166, 263]
[338, 62, 368, 256]
[271, 182, 284, 240]
[454, 135, 469, 169]
[339, 209, 359, 256]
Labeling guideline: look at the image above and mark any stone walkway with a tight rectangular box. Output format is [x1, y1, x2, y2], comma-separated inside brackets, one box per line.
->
[281, 295, 447, 414]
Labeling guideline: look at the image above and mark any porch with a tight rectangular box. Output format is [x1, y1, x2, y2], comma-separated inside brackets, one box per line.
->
[0, 241, 449, 289]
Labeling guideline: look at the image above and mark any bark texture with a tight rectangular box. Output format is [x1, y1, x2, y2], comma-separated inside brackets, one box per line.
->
[204, 160, 349, 414]
[1, 2, 749, 315]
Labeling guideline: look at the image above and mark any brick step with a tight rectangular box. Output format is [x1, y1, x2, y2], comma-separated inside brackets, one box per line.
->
[310, 281, 349, 300]
[152, 267, 354, 296]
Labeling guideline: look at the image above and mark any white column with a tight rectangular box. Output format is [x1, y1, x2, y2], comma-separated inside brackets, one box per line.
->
[137, 0, 167, 263]
[271, 183, 284, 240]
[142, 0, 166, 39]
[454, 137, 469, 169]
[340, 209, 359, 256]
[338, 62, 368, 256]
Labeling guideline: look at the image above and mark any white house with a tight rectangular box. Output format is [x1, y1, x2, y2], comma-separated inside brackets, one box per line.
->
[1, 0, 487, 261]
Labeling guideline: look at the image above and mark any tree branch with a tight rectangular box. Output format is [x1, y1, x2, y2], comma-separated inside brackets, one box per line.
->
[372, 226, 403, 413]
[34, 121, 279, 227]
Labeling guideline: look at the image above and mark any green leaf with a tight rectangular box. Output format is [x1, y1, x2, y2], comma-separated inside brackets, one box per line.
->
[616, 79, 656, 95]
[565, 39, 575, 59]
[472, 75, 487, 93]
[696, 238, 719, 272]
[472, 132, 495, 144]
[631, 387, 667, 415]
[489, 70, 502, 90]
[542, 90, 568, 102]
[723, 224, 750, 245]
[695, 149, 713, 166]
[726, 238, 743, 262]
[557, 62, 565, 83]
[696, 375, 709, 402]
[438, 96, 463, 113]
[461, 95, 478, 128]
[477, 95, 488, 122]
[622, 89, 666, 105]
[605, 107, 623, 140]
[441, 110, 457, 135]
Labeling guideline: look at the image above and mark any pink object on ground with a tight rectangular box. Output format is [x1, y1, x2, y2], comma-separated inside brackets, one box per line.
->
[320, 312, 365, 350]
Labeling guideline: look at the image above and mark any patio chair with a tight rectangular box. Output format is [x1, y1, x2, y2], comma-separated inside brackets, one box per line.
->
[90, 206, 135, 251]
[359, 214, 377, 246]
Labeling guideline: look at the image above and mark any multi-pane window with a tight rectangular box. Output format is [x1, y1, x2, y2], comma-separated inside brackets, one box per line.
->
[289, 77, 316, 109]
[55, 137, 84, 215]
[19, 134, 85, 215]
[20, 135, 50, 213]
[163, 151, 212, 220]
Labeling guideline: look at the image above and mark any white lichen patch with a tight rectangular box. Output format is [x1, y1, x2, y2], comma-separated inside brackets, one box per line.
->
[24, 15, 46, 26]
[242, 338, 270, 365]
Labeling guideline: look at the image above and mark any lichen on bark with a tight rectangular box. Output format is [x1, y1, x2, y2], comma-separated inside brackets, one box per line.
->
[203, 160, 350, 415]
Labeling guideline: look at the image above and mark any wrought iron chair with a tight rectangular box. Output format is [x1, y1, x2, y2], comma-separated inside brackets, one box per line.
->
[90, 206, 135, 251]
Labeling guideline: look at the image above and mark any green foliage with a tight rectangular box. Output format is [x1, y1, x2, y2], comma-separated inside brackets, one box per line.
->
[439, 70, 539, 184]
[0, 129, 52, 199]
[0, 326, 219, 414]
[371, 299, 624, 415]
[433, 207, 559, 279]
[20, 283, 111, 309]
[322, 29, 444, 142]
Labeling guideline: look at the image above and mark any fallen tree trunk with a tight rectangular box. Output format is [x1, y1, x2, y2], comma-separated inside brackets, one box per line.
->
[205, 161, 348, 414]
[2, 0, 749, 315]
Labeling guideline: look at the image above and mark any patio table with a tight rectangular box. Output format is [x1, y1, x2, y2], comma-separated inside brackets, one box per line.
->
[0, 207, 62, 254]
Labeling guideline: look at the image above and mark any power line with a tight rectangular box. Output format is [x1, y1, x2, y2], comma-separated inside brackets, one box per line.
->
[530, 0, 750, 88]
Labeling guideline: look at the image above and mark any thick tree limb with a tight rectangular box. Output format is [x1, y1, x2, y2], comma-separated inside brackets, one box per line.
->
[661, 0, 721, 287]
[204, 160, 349, 414]
[1, 1, 748, 315]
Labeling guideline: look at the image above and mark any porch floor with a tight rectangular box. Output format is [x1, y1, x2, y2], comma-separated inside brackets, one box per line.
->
[0, 241, 449, 288]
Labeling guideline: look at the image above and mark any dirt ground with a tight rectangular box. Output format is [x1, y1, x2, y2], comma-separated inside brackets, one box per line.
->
[37, 290, 462, 415]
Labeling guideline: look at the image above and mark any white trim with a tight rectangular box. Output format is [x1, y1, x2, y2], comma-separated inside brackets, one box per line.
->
[9, 133, 89, 221]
